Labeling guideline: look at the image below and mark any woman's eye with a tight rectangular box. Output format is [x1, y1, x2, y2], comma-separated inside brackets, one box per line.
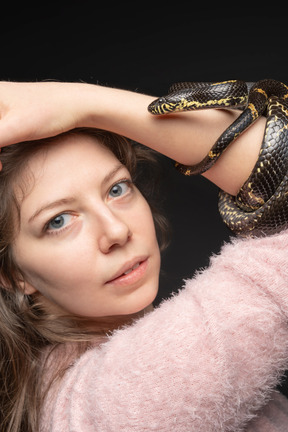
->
[47, 214, 73, 231]
[109, 181, 131, 198]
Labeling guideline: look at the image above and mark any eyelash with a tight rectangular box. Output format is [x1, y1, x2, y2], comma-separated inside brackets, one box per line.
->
[108, 178, 133, 199]
[43, 179, 133, 236]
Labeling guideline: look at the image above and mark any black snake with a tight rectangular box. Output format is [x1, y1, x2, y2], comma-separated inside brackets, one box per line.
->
[147, 79, 288, 237]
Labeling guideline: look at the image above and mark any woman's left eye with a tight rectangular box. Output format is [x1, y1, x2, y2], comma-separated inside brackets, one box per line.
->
[109, 181, 131, 198]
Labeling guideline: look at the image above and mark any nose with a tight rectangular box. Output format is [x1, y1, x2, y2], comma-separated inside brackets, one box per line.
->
[98, 208, 132, 254]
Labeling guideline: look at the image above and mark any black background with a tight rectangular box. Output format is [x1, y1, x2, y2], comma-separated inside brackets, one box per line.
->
[1, 5, 288, 395]
[1, 4, 286, 298]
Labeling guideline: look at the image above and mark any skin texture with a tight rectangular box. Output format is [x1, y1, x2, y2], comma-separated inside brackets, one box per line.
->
[0, 81, 267, 317]
[12, 134, 161, 317]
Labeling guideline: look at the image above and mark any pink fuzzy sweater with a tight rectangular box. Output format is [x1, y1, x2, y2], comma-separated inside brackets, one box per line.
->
[40, 231, 288, 432]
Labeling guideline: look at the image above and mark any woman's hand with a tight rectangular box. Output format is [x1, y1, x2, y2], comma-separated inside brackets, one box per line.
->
[0, 81, 93, 148]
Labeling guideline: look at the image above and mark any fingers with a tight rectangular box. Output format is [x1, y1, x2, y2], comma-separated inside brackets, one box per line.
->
[0, 108, 49, 148]
[0, 113, 29, 148]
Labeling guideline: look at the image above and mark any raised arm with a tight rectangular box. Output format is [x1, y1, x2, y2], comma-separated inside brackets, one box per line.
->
[0, 81, 265, 195]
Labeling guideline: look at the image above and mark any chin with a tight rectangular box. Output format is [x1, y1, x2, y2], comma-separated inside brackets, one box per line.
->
[120, 287, 158, 316]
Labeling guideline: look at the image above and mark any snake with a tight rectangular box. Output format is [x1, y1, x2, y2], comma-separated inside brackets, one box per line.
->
[147, 79, 288, 237]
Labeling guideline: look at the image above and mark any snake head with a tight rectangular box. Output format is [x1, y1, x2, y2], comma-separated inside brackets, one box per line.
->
[148, 91, 192, 115]
[148, 96, 176, 115]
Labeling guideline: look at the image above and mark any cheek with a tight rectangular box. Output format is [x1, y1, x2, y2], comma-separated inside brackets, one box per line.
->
[133, 200, 158, 240]
[13, 237, 95, 293]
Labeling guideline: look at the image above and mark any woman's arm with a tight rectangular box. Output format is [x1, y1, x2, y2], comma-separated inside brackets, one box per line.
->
[41, 230, 288, 432]
[0, 81, 265, 194]
[79, 84, 266, 196]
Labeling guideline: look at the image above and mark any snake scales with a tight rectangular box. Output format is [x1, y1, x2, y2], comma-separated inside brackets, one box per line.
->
[147, 79, 288, 237]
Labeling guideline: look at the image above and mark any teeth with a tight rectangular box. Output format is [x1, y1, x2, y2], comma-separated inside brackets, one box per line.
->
[123, 269, 132, 275]
[123, 262, 140, 275]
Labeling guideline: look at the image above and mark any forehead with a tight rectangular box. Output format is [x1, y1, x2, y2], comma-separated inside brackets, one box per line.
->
[31, 133, 117, 172]
[15, 133, 121, 203]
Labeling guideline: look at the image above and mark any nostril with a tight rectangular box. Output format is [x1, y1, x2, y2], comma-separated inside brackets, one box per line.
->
[99, 221, 132, 254]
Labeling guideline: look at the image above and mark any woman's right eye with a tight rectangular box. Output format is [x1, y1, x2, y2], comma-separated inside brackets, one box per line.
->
[46, 213, 73, 233]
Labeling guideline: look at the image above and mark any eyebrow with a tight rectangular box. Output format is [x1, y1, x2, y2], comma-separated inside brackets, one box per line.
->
[28, 163, 125, 224]
[28, 197, 76, 223]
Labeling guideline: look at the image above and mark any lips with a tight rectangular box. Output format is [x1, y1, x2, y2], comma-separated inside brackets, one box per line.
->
[122, 262, 140, 275]
[106, 257, 148, 284]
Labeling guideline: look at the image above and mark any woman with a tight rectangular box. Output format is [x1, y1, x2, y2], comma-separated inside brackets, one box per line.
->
[0, 80, 288, 432]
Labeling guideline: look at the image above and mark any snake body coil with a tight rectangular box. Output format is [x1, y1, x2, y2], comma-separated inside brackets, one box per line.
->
[148, 79, 288, 237]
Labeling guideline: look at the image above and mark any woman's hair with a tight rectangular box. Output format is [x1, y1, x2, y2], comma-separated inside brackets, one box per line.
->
[0, 128, 169, 432]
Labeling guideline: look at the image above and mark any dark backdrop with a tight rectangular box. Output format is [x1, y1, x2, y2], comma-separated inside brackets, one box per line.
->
[1, 3, 287, 393]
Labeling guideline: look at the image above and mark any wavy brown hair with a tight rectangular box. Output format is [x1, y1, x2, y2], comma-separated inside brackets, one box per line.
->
[0, 128, 169, 432]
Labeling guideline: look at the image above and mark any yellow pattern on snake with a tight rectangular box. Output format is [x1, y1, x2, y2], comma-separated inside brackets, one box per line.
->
[148, 79, 288, 237]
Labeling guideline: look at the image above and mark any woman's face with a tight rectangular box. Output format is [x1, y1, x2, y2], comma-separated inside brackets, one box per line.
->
[12, 134, 161, 317]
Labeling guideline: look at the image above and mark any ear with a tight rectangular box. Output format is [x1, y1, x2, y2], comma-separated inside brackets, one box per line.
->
[18, 279, 38, 295]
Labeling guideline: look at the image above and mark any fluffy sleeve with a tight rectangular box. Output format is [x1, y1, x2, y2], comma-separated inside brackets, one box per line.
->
[41, 231, 288, 432]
